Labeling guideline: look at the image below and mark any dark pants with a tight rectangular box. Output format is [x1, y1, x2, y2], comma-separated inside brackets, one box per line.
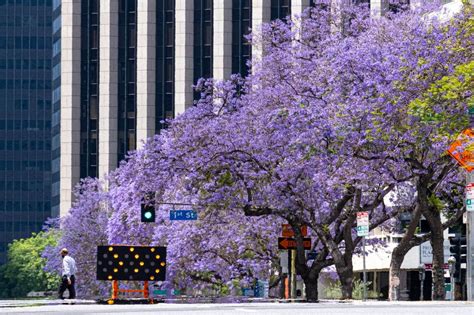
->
[58, 275, 76, 299]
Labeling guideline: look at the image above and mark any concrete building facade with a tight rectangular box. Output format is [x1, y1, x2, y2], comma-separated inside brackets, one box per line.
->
[59, 0, 416, 216]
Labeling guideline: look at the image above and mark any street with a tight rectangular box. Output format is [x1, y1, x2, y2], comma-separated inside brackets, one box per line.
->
[0, 301, 473, 315]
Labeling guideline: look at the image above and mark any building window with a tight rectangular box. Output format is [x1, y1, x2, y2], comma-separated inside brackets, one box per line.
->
[389, 0, 410, 13]
[117, 0, 137, 164]
[53, 15, 61, 33]
[80, 0, 100, 178]
[0, 0, 54, 264]
[271, 0, 291, 21]
[309, 0, 320, 7]
[156, 0, 175, 132]
[352, 0, 370, 7]
[232, 0, 252, 77]
[193, 0, 213, 101]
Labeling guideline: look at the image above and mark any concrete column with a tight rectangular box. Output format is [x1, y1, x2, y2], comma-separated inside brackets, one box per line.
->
[291, 0, 311, 17]
[370, 0, 389, 17]
[213, 0, 232, 81]
[60, 0, 81, 216]
[136, 0, 156, 147]
[291, 0, 311, 40]
[251, 0, 271, 65]
[175, 1, 194, 115]
[98, 0, 119, 178]
[330, 0, 351, 31]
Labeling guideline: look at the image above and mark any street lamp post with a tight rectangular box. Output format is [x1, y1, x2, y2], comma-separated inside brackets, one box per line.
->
[418, 264, 426, 301]
[448, 256, 457, 301]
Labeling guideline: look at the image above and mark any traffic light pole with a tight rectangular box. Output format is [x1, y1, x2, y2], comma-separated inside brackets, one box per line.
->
[448, 256, 456, 301]
[466, 173, 474, 301]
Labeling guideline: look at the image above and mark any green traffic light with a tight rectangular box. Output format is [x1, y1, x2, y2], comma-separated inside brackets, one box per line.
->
[144, 212, 152, 219]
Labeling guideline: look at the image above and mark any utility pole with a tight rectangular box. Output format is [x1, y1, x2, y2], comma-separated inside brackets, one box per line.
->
[467, 173, 474, 301]
[466, 109, 474, 301]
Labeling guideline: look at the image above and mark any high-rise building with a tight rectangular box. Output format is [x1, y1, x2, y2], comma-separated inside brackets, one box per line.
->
[0, 0, 53, 264]
[58, 0, 416, 216]
[51, 0, 60, 218]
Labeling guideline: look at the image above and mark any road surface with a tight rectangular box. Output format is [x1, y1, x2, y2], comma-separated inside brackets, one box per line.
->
[0, 301, 473, 315]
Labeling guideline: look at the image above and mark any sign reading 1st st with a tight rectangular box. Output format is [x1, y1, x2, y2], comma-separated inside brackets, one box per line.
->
[170, 210, 197, 221]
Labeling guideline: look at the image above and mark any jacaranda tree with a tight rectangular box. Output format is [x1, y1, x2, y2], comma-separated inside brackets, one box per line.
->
[46, 2, 473, 301]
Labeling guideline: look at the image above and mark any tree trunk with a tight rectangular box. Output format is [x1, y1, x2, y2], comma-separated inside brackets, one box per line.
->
[303, 274, 319, 302]
[389, 206, 422, 301]
[389, 248, 404, 301]
[319, 236, 354, 299]
[338, 267, 354, 299]
[416, 173, 446, 301]
[289, 220, 331, 302]
[426, 214, 446, 300]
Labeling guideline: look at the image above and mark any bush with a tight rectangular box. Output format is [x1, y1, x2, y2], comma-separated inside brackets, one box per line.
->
[0, 230, 61, 298]
[324, 279, 381, 300]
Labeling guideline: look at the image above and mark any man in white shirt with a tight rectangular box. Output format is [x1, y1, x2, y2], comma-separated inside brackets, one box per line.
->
[58, 248, 77, 299]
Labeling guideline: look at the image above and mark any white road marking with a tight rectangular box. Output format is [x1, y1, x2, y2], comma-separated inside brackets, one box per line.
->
[234, 307, 257, 313]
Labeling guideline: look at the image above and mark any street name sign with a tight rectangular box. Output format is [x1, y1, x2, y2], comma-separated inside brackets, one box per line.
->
[466, 183, 474, 212]
[447, 128, 474, 172]
[467, 199, 474, 212]
[281, 224, 308, 237]
[278, 237, 311, 250]
[356, 211, 369, 237]
[170, 210, 197, 221]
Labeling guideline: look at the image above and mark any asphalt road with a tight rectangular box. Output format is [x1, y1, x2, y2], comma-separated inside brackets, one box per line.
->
[0, 301, 473, 315]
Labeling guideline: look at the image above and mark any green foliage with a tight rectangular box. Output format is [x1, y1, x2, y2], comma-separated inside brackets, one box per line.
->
[217, 170, 234, 187]
[408, 61, 474, 134]
[324, 279, 381, 300]
[322, 224, 330, 234]
[0, 230, 61, 298]
[407, 6, 473, 135]
[428, 194, 445, 213]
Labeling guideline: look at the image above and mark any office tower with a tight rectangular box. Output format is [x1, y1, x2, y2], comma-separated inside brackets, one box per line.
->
[0, 0, 53, 264]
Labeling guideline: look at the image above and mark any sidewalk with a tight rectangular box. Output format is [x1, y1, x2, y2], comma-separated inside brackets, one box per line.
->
[0, 298, 96, 308]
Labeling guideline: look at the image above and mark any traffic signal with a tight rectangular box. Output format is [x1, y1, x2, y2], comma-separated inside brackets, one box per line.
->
[449, 234, 463, 280]
[140, 192, 156, 223]
[141, 203, 155, 223]
[459, 236, 467, 267]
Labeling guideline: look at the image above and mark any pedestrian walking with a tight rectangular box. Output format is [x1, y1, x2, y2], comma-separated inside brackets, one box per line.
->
[58, 248, 77, 299]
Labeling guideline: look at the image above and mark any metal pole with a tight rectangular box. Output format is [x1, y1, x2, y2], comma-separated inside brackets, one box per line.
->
[291, 249, 297, 298]
[363, 236, 367, 301]
[448, 256, 456, 301]
[466, 110, 474, 301]
[467, 204, 474, 301]
[419, 264, 425, 301]
[420, 278, 424, 301]
[287, 249, 292, 299]
[451, 271, 455, 301]
[466, 173, 474, 301]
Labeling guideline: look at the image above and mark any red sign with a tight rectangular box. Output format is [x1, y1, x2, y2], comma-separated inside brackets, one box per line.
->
[447, 128, 474, 172]
[278, 237, 311, 250]
[281, 224, 308, 237]
[424, 263, 449, 271]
